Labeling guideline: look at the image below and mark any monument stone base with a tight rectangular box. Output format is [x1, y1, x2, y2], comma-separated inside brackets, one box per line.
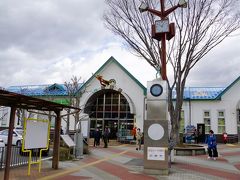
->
[143, 168, 169, 175]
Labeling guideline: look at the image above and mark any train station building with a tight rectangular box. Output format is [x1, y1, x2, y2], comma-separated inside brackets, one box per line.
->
[1, 56, 239, 142]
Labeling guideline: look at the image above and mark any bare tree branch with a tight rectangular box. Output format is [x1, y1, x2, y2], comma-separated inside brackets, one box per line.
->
[104, 0, 240, 146]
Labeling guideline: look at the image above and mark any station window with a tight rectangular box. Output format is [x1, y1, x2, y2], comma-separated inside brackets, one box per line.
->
[204, 111, 211, 133]
[217, 110, 225, 133]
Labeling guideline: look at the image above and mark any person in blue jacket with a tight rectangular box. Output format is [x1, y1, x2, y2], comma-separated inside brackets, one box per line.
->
[205, 130, 218, 160]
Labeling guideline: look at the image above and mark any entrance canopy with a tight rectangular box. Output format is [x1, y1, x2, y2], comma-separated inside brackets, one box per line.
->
[0, 89, 80, 180]
[0, 89, 79, 111]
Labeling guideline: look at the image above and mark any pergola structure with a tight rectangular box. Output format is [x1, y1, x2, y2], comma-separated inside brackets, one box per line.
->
[0, 89, 80, 180]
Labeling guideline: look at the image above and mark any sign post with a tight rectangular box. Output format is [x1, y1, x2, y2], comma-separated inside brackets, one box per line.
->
[22, 118, 50, 176]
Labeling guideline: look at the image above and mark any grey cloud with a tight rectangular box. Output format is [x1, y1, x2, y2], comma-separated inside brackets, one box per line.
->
[0, 0, 239, 89]
[0, 0, 113, 87]
[187, 35, 240, 87]
[0, 0, 108, 59]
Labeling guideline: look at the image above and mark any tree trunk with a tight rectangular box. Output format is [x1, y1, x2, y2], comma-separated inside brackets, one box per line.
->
[104, 0, 240, 149]
[66, 109, 70, 134]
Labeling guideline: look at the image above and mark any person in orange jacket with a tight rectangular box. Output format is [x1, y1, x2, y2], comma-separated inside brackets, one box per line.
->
[132, 126, 137, 140]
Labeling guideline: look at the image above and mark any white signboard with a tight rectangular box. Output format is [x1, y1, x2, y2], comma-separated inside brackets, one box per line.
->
[24, 119, 49, 149]
[81, 120, 88, 138]
[61, 135, 75, 147]
[147, 147, 165, 161]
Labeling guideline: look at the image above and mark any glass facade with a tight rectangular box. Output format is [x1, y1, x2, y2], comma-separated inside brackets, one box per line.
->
[86, 90, 134, 139]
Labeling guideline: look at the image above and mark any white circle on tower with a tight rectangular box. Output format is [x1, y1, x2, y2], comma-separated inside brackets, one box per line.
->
[148, 124, 164, 140]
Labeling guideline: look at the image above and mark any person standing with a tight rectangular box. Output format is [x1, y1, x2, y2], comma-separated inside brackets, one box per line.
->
[205, 130, 218, 160]
[94, 128, 101, 147]
[136, 128, 143, 150]
[132, 126, 137, 140]
[107, 127, 111, 143]
[103, 127, 109, 148]
[193, 128, 198, 144]
[223, 132, 228, 144]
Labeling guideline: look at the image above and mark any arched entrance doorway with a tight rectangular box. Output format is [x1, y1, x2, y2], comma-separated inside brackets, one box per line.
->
[84, 89, 135, 139]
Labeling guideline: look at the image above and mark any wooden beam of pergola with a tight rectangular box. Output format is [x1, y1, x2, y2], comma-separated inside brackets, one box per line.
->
[0, 89, 80, 180]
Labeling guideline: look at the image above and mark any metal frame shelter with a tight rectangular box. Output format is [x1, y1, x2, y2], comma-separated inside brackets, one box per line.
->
[0, 89, 80, 180]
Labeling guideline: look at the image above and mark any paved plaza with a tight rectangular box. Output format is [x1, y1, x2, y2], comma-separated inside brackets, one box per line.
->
[1, 143, 240, 180]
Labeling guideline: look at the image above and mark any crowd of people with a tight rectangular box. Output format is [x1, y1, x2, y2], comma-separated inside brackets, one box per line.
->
[93, 126, 144, 150]
[93, 127, 110, 148]
[93, 126, 219, 161]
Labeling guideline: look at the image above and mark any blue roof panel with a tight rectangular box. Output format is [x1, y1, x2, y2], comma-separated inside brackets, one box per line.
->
[172, 87, 225, 100]
[8, 83, 224, 100]
[7, 83, 83, 97]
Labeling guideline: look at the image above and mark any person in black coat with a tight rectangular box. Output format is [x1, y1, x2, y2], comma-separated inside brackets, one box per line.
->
[94, 128, 101, 147]
[102, 127, 109, 148]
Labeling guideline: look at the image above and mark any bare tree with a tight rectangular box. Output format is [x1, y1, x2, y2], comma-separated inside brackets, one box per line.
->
[104, 0, 240, 146]
[0, 106, 8, 125]
[64, 76, 86, 134]
[16, 108, 23, 126]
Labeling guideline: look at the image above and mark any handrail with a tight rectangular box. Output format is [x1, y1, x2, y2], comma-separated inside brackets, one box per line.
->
[83, 138, 88, 146]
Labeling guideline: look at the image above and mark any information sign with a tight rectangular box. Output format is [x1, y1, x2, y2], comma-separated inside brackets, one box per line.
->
[147, 147, 165, 161]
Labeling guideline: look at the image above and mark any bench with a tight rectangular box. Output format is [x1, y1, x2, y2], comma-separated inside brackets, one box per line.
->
[118, 135, 134, 144]
[227, 135, 238, 143]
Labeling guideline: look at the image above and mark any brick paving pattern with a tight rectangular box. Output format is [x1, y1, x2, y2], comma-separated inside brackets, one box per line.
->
[0, 143, 239, 180]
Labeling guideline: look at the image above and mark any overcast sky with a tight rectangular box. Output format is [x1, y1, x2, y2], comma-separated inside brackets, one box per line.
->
[0, 0, 239, 89]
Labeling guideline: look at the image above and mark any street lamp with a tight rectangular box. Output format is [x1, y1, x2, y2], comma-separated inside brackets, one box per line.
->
[139, 0, 187, 80]
[139, 2, 148, 12]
